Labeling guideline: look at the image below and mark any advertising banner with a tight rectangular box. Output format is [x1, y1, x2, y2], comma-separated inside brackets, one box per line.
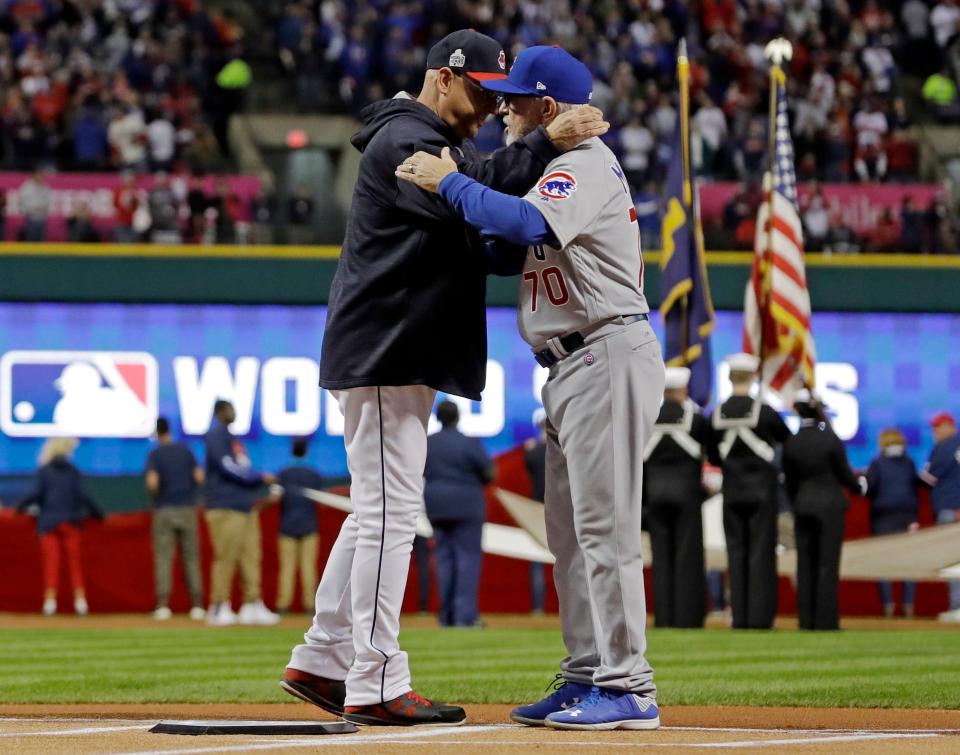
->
[0, 303, 956, 477]
[0, 172, 261, 241]
[698, 182, 942, 235]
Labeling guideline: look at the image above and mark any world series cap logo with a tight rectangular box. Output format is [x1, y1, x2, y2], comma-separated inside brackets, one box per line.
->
[0, 350, 158, 438]
[449, 48, 465, 68]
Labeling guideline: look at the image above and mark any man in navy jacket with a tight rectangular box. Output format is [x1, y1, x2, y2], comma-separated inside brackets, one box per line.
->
[204, 399, 277, 626]
[921, 411, 960, 622]
[424, 401, 494, 627]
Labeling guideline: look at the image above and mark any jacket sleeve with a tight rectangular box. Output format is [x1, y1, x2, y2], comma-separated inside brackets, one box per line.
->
[782, 444, 799, 503]
[456, 127, 560, 195]
[208, 432, 264, 488]
[16, 472, 43, 511]
[831, 434, 861, 493]
[438, 172, 558, 246]
[865, 460, 879, 499]
[764, 406, 792, 443]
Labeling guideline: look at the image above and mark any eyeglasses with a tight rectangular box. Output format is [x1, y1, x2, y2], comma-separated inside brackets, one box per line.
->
[453, 70, 502, 107]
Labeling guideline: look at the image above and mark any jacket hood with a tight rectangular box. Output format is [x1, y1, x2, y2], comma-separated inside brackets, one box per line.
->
[351, 95, 459, 152]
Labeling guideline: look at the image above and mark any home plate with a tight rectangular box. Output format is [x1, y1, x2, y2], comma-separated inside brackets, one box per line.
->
[150, 720, 358, 735]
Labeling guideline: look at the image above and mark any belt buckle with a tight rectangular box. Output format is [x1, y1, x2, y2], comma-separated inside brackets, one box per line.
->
[534, 349, 557, 368]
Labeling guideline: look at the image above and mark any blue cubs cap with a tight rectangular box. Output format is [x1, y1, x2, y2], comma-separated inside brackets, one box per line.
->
[479, 45, 593, 104]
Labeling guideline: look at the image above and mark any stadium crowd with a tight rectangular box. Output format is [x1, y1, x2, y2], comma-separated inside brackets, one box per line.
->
[2, 1, 960, 250]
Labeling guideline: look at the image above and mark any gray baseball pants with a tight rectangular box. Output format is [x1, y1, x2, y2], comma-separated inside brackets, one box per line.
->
[542, 318, 664, 697]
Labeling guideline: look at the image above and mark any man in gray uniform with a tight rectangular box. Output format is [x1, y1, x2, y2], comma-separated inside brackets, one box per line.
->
[398, 45, 664, 731]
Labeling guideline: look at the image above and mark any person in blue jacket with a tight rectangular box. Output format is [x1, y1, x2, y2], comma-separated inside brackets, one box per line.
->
[424, 400, 495, 627]
[269, 438, 326, 615]
[17, 438, 104, 616]
[204, 399, 277, 626]
[864, 428, 920, 617]
[920, 411, 960, 622]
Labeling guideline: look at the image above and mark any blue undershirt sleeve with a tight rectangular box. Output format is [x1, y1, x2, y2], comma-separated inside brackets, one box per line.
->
[438, 172, 558, 248]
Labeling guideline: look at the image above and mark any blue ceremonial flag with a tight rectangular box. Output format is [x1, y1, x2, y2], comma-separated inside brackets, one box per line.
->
[659, 43, 716, 407]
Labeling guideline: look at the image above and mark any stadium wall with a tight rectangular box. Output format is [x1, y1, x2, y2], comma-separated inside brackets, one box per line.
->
[3, 244, 960, 311]
[1, 245, 955, 616]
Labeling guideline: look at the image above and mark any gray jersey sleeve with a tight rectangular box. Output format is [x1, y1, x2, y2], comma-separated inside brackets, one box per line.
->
[522, 146, 606, 249]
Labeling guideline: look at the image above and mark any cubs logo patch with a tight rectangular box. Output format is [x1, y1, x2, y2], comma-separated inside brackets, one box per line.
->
[583, 353, 595, 366]
[537, 171, 577, 200]
[498, 50, 506, 69]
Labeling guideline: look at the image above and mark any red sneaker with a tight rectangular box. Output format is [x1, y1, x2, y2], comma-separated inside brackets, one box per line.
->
[279, 668, 346, 715]
[342, 690, 466, 726]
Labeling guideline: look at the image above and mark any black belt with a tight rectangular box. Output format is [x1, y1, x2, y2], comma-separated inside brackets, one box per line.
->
[534, 313, 649, 368]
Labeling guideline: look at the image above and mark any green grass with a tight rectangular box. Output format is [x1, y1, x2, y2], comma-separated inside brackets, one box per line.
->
[3, 626, 960, 708]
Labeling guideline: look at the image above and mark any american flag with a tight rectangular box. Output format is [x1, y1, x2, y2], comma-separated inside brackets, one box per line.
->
[742, 73, 816, 402]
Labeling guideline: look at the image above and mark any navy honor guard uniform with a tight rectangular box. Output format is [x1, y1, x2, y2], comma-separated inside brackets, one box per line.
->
[644, 367, 712, 628]
[782, 390, 863, 630]
[712, 353, 790, 630]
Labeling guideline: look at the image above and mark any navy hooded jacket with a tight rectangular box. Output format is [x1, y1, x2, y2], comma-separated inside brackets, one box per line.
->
[204, 422, 264, 511]
[319, 96, 560, 400]
[18, 457, 104, 535]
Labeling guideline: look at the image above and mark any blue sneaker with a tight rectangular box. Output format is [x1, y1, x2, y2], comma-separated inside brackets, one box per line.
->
[510, 675, 593, 726]
[544, 686, 660, 730]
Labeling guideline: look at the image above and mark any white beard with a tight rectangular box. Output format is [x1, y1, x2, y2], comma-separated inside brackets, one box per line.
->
[504, 126, 519, 146]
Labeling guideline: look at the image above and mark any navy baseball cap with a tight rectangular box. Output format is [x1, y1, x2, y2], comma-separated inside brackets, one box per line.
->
[425, 29, 508, 81]
[480, 45, 593, 104]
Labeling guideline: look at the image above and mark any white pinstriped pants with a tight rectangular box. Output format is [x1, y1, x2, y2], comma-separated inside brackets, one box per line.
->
[288, 385, 435, 706]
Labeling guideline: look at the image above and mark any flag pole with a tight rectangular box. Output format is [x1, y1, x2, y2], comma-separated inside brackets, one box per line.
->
[677, 38, 691, 366]
[760, 38, 792, 378]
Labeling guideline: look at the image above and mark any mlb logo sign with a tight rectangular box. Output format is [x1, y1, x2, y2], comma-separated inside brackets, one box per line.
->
[0, 351, 158, 438]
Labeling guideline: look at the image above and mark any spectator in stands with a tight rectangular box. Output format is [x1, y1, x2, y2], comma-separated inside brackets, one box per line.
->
[113, 173, 139, 243]
[18, 169, 51, 241]
[287, 184, 314, 243]
[920, 412, 960, 622]
[619, 113, 654, 191]
[204, 399, 278, 626]
[925, 193, 958, 253]
[424, 401, 494, 628]
[823, 211, 861, 254]
[147, 109, 177, 173]
[0, 188, 6, 241]
[147, 172, 180, 243]
[268, 437, 325, 615]
[145, 417, 206, 622]
[733, 119, 766, 181]
[66, 200, 99, 243]
[17, 438, 104, 617]
[900, 196, 925, 253]
[821, 118, 851, 182]
[72, 105, 109, 170]
[922, 66, 960, 122]
[693, 91, 727, 177]
[802, 184, 829, 252]
[865, 428, 919, 618]
[866, 208, 900, 253]
[634, 180, 661, 252]
[107, 101, 147, 173]
[931, 1, 960, 54]
[853, 96, 889, 182]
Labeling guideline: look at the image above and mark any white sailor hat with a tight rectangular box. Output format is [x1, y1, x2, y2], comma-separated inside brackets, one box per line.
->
[725, 352, 760, 373]
[664, 366, 691, 390]
[793, 388, 812, 404]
